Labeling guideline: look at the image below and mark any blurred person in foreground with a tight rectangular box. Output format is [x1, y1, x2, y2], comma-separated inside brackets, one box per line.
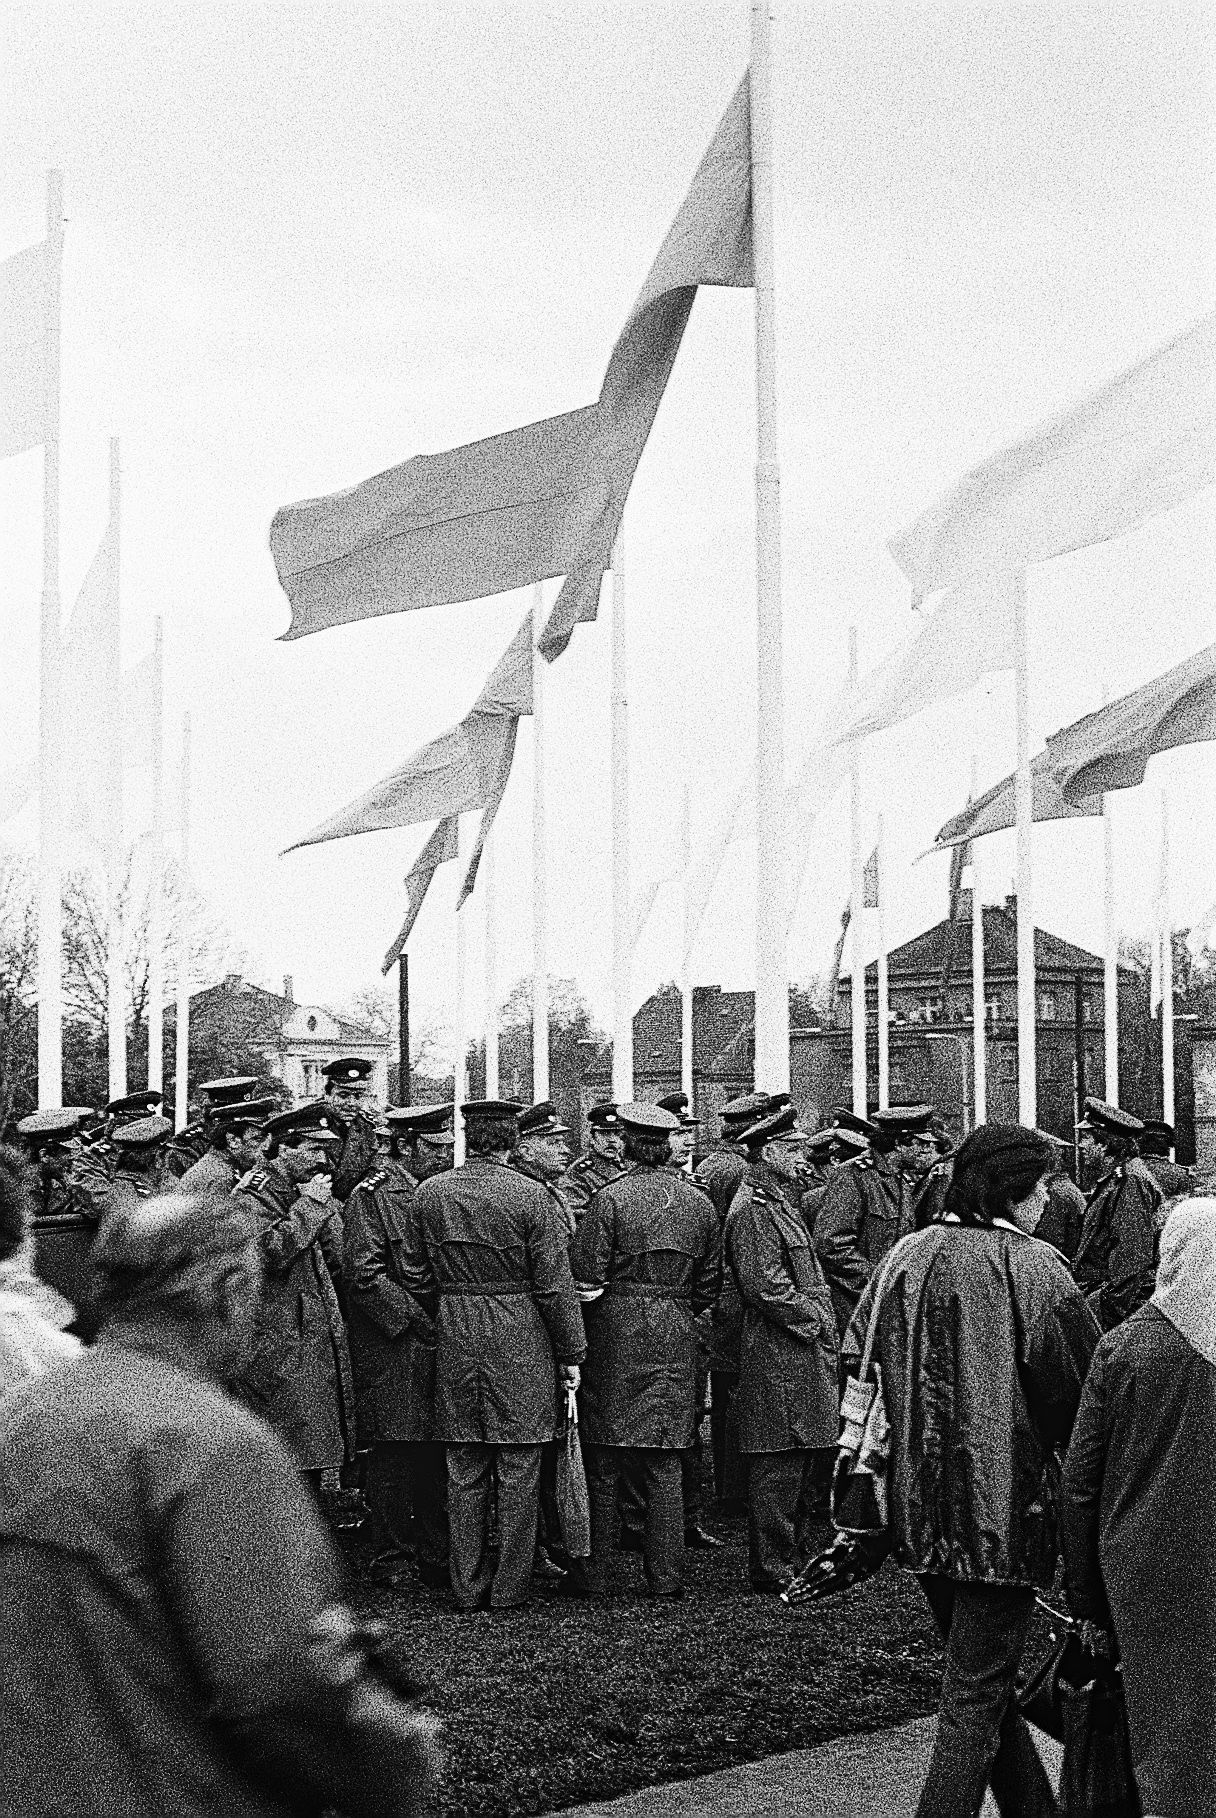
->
[844, 1124, 1099, 1818]
[0, 1143, 80, 1396]
[1062, 1197, 1216, 1818]
[0, 1190, 440, 1817]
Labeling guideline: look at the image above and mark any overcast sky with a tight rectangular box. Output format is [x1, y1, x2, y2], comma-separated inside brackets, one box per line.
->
[2, 1, 1214, 1057]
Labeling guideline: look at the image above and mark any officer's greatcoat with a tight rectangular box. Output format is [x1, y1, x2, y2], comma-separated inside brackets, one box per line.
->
[569, 1164, 719, 1449]
[342, 1159, 437, 1444]
[233, 1163, 355, 1469]
[1072, 1156, 1162, 1331]
[408, 1158, 585, 1445]
[560, 1150, 624, 1224]
[725, 1163, 838, 1454]
[814, 1150, 943, 1335]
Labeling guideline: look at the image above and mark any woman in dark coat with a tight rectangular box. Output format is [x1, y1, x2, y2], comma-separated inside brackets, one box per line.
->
[1061, 1197, 1216, 1818]
[844, 1125, 1100, 1818]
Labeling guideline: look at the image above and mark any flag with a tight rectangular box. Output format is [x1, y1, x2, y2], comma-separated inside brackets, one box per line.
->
[269, 76, 753, 654]
[1033, 639, 1216, 804]
[826, 575, 1019, 747]
[287, 609, 533, 864]
[862, 845, 879, 909]
[890, 310, 1216, 601]
[381, 816, 460, 974]
[0, 241, 46, 461]
[932, 757, 1101, 850]
[940, 837, 972, 991]
[825, 903, 852, 1026]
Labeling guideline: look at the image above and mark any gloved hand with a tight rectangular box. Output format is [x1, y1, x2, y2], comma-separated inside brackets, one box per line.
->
[559, 1363, 581, 1393]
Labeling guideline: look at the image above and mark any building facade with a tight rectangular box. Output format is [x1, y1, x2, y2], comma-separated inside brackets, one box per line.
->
[185, 974, 390, 1109]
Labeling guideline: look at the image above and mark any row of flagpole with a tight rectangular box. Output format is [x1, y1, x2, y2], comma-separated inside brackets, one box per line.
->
[5, 169, 189, 1114]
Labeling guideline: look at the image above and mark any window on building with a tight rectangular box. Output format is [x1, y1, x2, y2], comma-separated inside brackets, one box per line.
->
[910, 995, 943, 1025]
[1039, 991, 1057, 1021]
[985, 997, 1002, 1026]
[302, 1061, 320, 1098]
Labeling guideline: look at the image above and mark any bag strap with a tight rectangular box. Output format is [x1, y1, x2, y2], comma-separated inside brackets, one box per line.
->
[855, 1232, 918, 1382]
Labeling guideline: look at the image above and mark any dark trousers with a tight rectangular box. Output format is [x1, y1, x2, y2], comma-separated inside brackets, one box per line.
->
[447, 1442, 542, 1610]
[537, 1439, 563, 1558]
[746, 1447, 831, 1588]
[710, 1370, 746, 1507]
[365, 1441, 449, 1574]
[916, 1575, 1058, 1818]
[587, 1446, 683, 1596]
[618, 1430, 701, 1538]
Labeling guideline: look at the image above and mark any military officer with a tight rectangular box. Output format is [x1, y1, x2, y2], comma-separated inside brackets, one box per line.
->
[725, 1105, 839, 1592]
[693, 1091, 774, 1510]
[406, 1101, 585, 1613]
[233, 1104, 356, 1486]
[569, 1103, 720, 1599]
[94, 1116, 174, 1222]
[511, 1102, 575, 1235]
[656, 1092, 697, 1172]
[1139, 1119, 1192, 1200]
[16, 1109, 89, 1219]
[69, 1091, 165, 1222]
[344, 1103, 454, 1588]
[164, 1075, 262, 1180]
[320, 1057, 381, 1204]
[561, 1102, 625, 1224]
[814, 1103, 943, 1337]
[1072, 1098, 1163, 1330]
[176, 1097, 275, 1195]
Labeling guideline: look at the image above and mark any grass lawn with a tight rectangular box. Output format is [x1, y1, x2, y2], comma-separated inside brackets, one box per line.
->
[341, 1505, 946, 1816]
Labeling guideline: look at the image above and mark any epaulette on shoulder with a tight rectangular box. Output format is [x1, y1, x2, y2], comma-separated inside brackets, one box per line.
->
[244, 1167, 274, 1194]
[361, 1169, 389, 1194]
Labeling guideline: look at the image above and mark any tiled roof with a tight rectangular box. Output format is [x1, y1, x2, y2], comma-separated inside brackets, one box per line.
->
[841, 901, 1107, 986]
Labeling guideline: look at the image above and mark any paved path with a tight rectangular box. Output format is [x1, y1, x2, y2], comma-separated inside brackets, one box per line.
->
[555, 1716, 1062, 1817]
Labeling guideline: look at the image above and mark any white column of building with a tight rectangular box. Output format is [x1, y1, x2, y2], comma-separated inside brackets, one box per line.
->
[1013, 571, 1036, 1126]
[848, 628, 867, 1117]
[532, 583, 549, 1103]
[876, 813, 889, 1110]
[37, 170, 65, 1107]
[610, 538, 633, 1101]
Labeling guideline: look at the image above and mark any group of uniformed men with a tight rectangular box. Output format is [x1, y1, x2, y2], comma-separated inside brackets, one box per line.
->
[12, 1061, 1190, 1607]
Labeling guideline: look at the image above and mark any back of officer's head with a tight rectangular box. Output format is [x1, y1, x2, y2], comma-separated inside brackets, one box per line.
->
[621, 1128, 672, 1168]
[466, 1113, 520, 1156]
[90, 1192, 262, 1374]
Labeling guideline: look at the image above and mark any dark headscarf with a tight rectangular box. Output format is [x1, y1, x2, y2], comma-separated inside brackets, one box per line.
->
[943, 1125, 1054, 1228]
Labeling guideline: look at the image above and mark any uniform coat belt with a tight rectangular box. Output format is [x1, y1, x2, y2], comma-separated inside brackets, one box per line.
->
[607, 1282, 692, 1301]
[440, 1279, 532, 1296]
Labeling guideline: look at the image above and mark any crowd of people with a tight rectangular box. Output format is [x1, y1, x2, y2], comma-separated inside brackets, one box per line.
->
[0, 1061, 1211, 1816]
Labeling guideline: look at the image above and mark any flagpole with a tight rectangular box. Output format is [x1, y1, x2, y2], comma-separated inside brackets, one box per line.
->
[174, 712, 191, 1131]
[1013, 569, 1036, 1126]
[611, 536, 633, 1102]
[453, 816, 468, 1164]
[680, 782, 693, 1109]
[37, 169, 65, 1108]
[1161, 790, 1174, 1127]
[532, 583, 549, 1102]
[751, 0, 789, 1096]
[1102, 790, 1119, 1105]
[484, 820, 500, 1098]
[146, 618, 165, 1092]
[969, 758, 987, 1126]
[106, 436, 127, 1098]
[876, 812, 889, 1110]
[848, 627, 866, 1117]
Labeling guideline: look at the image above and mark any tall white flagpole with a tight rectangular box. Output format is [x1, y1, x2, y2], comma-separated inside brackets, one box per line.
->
[969, 760, 987, 1126]
[37, 170, 65, 1108]
[680, 782, 694, 1108]
[453, 815, 468, 1165]
[848, 628, 867, 1117]
[1161, 790, 1174, 1127]
[484, 821, 500, 1098]
[611, 537, 633, 1102]
[751, 0, 789, 1096]
[532, 583, 549, 1103]
[106, 436, 127, 1098]
[174, 712, 191, 1131]
[146, 617, 165, 1092]
[876, 813, 889, 1110]
[1102, 792, 1119, 1106]
[1013, 569, 1037, 1126]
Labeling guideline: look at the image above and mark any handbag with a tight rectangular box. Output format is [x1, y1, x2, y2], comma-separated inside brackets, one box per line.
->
[553, 1386, 591, 1560]
[1018, 1603, 1087, 1742]
[829, 1237, 914, 1536]
[1018, 1604, 1141, 1817]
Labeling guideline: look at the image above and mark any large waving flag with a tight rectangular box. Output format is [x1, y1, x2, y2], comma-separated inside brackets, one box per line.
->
[269, 77, 753, 657]
[0, 241, 46, 460]
[890, 310, 1216, 601]
[932, 640, 1216, 850]
[289, 609, 533, 923]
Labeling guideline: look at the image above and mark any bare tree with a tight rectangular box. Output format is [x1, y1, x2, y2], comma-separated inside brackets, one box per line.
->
[0, 855, 37, 1126]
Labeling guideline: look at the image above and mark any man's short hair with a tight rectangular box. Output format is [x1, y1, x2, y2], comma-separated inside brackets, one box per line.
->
[621, 1128, 672, 1168]
[466, 1115, 519, 1156]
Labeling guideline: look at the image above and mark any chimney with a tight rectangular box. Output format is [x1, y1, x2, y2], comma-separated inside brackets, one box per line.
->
[283, 974, 294, 1005]
[957, 887, 973, 923]
[1005, 893, 1018, 920]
